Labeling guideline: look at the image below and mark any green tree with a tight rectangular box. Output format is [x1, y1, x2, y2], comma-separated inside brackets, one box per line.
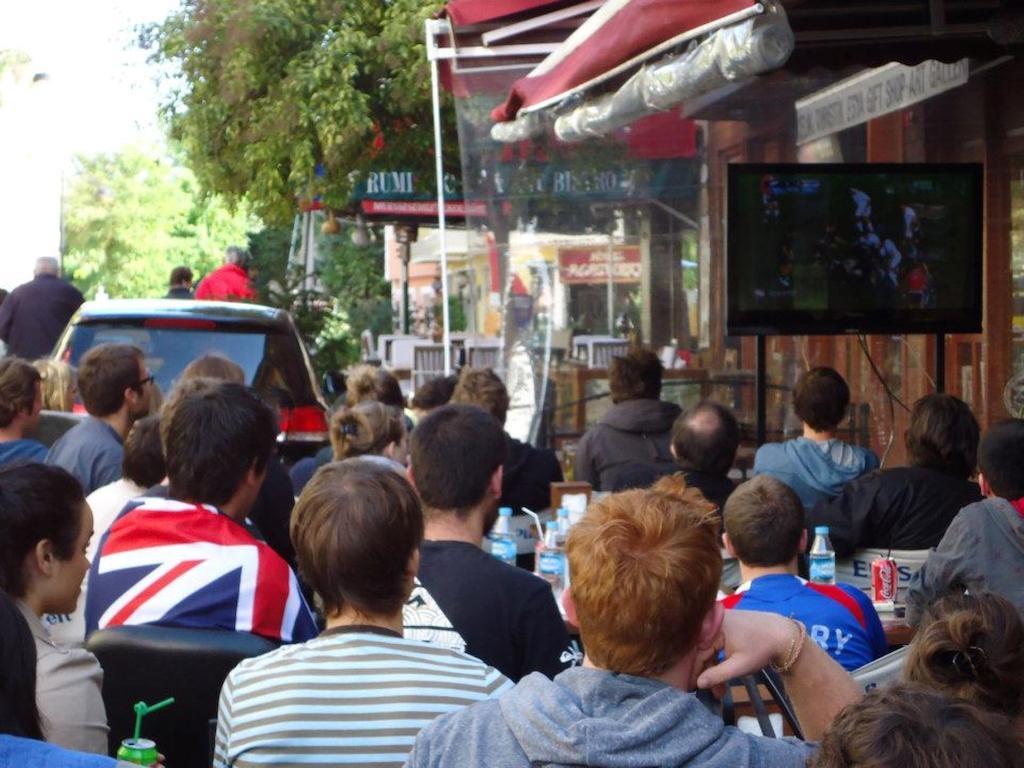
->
[143, 0, 451, 225]
[63, 145, 259, 299]
[248, 223, 392, 372]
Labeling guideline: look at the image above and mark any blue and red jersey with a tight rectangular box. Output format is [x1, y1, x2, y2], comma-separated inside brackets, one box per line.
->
[721, 574, 887, 671]
[85, 498, 316, 644]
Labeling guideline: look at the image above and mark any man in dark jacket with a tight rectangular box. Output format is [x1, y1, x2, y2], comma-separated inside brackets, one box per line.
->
[807, 394, 982, 557]
[670, 400, 739, 509]
[0, 257, 84, 359]
[450, 366, 562, 513]
[165, 266, 194, 299]
[906, 418, 1024, 626]
[575, 348, 680, 491]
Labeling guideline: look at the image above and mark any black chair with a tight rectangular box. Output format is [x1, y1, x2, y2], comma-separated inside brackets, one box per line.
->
[86, 625, 278, 768]
[700, 669, 804, 740]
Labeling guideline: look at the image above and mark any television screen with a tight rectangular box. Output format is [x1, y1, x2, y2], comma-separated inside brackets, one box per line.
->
[727, 163, 983, 336]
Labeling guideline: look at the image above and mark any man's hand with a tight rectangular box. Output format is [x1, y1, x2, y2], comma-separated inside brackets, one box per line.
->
[696, 610, 794, 691]
[697, 608, 862, 741]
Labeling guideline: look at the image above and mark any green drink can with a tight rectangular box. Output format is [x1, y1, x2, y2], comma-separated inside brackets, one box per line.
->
[117, 738, 158, 766]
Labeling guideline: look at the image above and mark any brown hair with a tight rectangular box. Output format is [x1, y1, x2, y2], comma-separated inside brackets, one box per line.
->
[122, 415, 166, 490]
[793, 367, 849, 432]
[566, 475, 720, 676]
[723, 476, 804, 567]
[180, 353, 245, 384]
[905, 592, 1024, 719]
[345, 365, 405, 409]
[813, 683, 1020, 768]
[291, 460, 423, 618]
[608, 348, 663, 404]
[78, 343, 144, 417]
[162, 382, 276, 506]
[0, 358, 40, 428]
[906, 393, 979, 478]
[169, 266, 193, 286]
[33, 359, 75, 412]
[409, 404, 507, 517]
[411, 375, 457, 413]
[451, 367, 509, 425]
[330, 401, 404, 460]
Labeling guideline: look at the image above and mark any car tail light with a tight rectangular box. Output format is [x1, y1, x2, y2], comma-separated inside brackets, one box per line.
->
[144, 318, 217, 330]
[279, 405, 329, 442]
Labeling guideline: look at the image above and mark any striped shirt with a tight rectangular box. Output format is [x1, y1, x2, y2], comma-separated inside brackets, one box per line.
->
[214, 627, 512, 767]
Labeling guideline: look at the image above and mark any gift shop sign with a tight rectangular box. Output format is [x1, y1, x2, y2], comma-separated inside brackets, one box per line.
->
[559, 247, 641, 284]
[796, 59, 969, 146]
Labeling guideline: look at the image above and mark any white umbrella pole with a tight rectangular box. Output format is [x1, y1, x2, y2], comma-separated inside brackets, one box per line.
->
[427, 19, 452, 376]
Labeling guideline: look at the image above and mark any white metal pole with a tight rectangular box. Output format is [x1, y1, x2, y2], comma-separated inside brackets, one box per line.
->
[427, 19, 452, 376]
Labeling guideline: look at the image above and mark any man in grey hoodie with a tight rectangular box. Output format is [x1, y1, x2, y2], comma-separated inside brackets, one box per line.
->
[406, 476, 862, 768]
[754, 367, 878, 509]
[575, 348, 681, 492]
[907, 418, 1024, 626]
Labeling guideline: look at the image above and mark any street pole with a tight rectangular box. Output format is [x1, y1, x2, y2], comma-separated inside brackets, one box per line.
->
[401, 242, 411, 334]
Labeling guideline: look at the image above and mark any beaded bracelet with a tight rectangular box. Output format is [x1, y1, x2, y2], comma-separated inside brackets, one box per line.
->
[771, 618, 807, 675]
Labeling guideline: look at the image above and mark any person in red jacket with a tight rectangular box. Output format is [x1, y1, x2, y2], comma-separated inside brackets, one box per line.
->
[195, 246, 256, 302]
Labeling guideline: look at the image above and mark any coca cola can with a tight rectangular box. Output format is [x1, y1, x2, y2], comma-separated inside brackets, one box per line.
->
[872, 557, 898, 602]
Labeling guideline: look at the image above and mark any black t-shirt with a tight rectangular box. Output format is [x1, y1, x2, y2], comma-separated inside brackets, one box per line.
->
[404, 540, 580, 682]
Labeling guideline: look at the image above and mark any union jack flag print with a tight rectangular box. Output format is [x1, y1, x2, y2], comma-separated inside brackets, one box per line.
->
[85, 499, 316, 643]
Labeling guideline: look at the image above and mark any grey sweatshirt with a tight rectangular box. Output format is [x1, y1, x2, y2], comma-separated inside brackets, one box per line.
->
[907, 497, 1024, 626]
[575, 399, 681, 492]
[405, 666, 815, 768]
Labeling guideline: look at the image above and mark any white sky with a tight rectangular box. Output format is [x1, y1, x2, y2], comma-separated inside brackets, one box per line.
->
[0, 0, 180, 154]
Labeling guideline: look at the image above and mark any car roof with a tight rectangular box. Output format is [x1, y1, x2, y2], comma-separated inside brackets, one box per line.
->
[72, 299, 293, 329]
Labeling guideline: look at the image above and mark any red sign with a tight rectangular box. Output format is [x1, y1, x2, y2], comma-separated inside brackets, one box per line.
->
[559, 246, 641, 284]
[360, 200, 487, 218]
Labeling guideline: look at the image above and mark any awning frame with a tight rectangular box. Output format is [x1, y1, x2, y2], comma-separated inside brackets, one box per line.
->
[517, 2, 767, 116]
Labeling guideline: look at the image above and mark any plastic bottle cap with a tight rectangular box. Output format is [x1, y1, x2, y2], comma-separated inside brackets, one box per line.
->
[545, 521, 559, 531]
[499, 507, 512, 517]
[557, 508, 569, 518]
[814, 526, 829, 535]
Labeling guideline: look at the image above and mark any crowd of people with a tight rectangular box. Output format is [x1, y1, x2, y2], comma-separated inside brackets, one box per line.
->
[0, 334, 1021, 767]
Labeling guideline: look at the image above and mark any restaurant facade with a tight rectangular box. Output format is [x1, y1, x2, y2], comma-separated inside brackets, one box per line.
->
[417, 0, 1023, 460]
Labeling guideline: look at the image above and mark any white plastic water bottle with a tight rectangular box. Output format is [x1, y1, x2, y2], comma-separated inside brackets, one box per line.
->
[538, 521, 565, 597]
[556, 507, 570, 545]
[809, 525, 836, 585]
[489, 507, 517, 566]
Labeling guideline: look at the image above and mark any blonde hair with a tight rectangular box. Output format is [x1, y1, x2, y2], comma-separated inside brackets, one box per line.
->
[33, 359, 75, 412]
[330, 401, 404, 460]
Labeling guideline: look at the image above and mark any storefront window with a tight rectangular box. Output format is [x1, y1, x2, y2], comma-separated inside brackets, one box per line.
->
[446, 51, 1015, 454]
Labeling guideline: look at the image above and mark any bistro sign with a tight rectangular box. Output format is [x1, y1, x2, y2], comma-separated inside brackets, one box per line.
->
[795, 59, 969, 146]
[559, 247, 641, 285]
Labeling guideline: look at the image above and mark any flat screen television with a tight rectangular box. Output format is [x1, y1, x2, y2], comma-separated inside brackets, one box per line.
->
[727, 163, 983, 336]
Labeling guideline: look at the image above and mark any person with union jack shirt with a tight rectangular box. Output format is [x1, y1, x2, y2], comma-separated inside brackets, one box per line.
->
[720, 476, 887, 672]
[85, 381, 316, 644]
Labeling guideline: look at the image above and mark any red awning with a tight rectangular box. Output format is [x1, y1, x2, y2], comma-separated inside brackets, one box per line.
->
[492, 0, 762, 122]
[445, 0, 569, 26]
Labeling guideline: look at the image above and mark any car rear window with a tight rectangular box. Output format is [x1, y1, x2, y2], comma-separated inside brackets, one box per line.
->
[64, 322, 317, 406]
